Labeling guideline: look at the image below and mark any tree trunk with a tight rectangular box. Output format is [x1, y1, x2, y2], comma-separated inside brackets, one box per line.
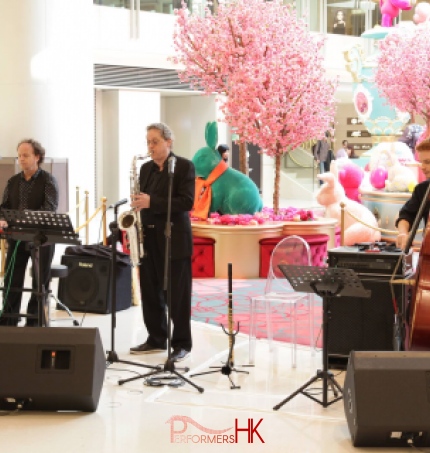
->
[273, 154, 281, 215]
[239, 142, 249, 175]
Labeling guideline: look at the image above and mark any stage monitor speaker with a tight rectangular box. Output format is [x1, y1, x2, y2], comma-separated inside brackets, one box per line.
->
[0, 327, 105, 412]
[327, 277, 409, 369]
[58, 254, 132, 314]
[344, 351, 430, 448]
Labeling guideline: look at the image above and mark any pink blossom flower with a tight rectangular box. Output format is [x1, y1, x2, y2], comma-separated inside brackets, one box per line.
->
[171, 0, 338, 213]
[375, 24, 430, 127]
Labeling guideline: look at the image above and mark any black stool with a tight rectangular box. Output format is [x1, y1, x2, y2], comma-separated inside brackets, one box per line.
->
[29, 264, 79, 326]
[49, 264, 79, 326]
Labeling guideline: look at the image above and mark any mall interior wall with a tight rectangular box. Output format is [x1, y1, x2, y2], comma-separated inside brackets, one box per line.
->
[0, 0, 95, 208]
[163, 95, 229, 161]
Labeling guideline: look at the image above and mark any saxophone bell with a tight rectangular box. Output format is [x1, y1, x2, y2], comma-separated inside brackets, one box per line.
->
[118, 212, 135, 229]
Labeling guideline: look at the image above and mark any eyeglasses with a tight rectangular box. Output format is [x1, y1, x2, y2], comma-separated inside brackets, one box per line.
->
[147, 139, 163, 147]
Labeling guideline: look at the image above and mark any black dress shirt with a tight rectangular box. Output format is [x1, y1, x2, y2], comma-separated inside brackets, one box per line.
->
[1, 168, 59, 216]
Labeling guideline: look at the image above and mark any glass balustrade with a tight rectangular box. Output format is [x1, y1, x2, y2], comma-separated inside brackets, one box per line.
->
[92, 0, 392, 36]
[93, 0, 201, 15]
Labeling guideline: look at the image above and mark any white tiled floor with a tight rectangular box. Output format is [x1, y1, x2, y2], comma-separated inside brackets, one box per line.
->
[0, 302, 414, 453]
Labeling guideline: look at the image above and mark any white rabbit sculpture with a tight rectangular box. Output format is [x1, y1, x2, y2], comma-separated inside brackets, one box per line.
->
[316, 172, 381, 246]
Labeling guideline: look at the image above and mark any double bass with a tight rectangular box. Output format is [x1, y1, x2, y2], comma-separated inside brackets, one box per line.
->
[402, 181, 430, 350]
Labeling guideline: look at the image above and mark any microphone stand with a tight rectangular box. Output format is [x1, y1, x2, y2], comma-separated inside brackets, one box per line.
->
[144, 157, 204, 392]
[106, 201, 162, 382]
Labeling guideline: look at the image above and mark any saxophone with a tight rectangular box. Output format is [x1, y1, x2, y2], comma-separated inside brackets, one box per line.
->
[119, 155, 149, 267]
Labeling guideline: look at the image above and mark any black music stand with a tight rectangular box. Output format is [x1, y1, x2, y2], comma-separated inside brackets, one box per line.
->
[274, 265, 370, 410]
[1, 209, 80, 327]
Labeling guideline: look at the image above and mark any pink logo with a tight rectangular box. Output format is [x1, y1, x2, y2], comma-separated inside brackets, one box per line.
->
[166, 415, 264, 444]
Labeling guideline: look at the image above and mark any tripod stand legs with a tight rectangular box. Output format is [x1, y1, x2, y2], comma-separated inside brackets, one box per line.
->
[118, 368, 165, 386]
[119, 359, 204, 392]
[273, 370, 343, 410]
[162, 362, 204, 393]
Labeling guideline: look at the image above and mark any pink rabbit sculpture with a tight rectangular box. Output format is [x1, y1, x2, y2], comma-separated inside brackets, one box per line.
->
[380, 0, 415, 27]
[316, 172, 381, 246]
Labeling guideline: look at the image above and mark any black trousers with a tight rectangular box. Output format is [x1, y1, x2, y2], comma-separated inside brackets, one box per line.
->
[0, 239, 55, 326]
[318, 160, 331, 185]
[139, 229, 192, 351]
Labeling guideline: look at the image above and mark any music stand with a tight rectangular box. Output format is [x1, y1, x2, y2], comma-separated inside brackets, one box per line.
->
[1, 209, 80, 326]
[273, 265, 370, 410]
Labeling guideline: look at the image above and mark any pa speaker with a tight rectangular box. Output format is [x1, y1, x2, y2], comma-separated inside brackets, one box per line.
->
[344, 351, 430, 448]
[327, 277, 409, 369]
[58, 255, 131, 314]
[0, 327, 105, 412]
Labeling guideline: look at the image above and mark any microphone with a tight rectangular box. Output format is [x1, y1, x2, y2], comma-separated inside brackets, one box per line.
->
[109, 198, 128, 209]
[168, 156, 176, 175]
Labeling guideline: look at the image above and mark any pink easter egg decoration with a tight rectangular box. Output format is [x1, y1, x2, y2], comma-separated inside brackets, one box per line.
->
[370, 166, 388, 189]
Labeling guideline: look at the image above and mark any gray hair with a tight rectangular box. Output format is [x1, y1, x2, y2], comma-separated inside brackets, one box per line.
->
[147, 122, 175, 143]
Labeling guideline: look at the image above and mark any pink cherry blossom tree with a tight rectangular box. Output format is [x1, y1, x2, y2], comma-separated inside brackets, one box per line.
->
[375, 23, 430, 135]
[171, 0, 337, 213]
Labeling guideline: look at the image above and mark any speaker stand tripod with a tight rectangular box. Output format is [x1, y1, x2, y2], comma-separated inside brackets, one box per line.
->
[273, 265, 370, 410]
[191, 263, 252, 389]
[106, 201, 162, 380]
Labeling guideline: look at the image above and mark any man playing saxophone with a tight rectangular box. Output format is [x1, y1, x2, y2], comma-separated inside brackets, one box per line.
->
[129, 122, 195, 362]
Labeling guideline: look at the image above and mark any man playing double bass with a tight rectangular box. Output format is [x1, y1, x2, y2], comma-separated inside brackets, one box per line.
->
[396, 138, 430, 250]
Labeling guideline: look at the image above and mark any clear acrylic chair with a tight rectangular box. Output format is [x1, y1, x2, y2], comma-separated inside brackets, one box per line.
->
[249, 235, 315, 367]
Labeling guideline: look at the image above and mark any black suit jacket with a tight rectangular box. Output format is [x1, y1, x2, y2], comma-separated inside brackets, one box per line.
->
[139, 153, 195, 260]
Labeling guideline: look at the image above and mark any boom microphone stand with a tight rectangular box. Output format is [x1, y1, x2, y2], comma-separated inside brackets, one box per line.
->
[106, 199, 161, 379]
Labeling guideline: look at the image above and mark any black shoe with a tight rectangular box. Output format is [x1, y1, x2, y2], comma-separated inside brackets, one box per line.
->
[25, 318, 38, 327]
[171, 348, 190, 362]
[130, 343, 167, 354]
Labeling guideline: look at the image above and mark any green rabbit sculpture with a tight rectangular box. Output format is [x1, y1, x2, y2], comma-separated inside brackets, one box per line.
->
[192, 122, 263, 215]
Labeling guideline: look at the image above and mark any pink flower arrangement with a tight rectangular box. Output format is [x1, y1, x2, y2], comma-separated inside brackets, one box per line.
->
[191, 207, 315, 225]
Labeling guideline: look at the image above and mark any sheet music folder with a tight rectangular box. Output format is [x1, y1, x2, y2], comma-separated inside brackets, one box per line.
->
[278, 265, 371, 298]
[0, 209, 80, 245]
